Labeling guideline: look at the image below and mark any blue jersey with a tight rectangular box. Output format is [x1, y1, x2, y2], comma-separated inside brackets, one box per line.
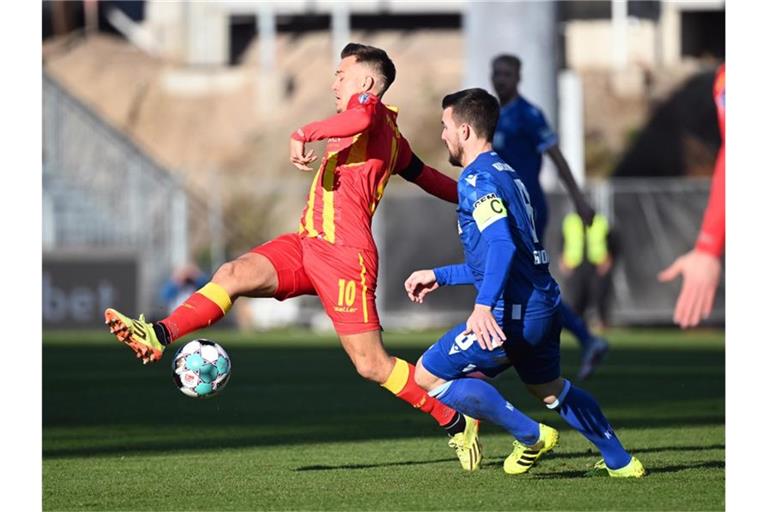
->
[435, 151, 560, 324]
[492, 96, 558, 235]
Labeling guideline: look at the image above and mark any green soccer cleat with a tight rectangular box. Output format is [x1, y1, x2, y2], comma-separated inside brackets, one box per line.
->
[448, 415, 482, 471]
[105, 308, 165, 364]
[503, 423, 559, 475]
[586, 456, 646, 478]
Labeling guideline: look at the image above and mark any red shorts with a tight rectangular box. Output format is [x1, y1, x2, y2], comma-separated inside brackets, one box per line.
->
[251, 233, 380, 335]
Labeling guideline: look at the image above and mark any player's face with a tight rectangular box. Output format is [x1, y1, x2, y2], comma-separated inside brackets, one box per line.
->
[332, 56, 368, 113]
[441, 107, 464, 167]
[491, 61, 520, 99]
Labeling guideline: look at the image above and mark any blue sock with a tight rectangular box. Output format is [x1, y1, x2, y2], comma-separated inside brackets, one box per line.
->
[434, 378, 540, 445]
[552, 380, 631, 469]
[560, 301, 592, 349]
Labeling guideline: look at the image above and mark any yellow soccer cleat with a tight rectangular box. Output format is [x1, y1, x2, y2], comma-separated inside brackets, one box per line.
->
[448, 415, 482, 471]
[503, 423, 559, 475]
[105, 308, 165, 364]
[587, 456, 646, 478]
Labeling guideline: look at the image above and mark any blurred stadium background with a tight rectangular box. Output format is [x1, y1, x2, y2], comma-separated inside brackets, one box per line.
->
[42, 0, 724, 331]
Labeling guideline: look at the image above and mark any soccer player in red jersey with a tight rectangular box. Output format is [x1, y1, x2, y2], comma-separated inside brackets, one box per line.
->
[105, 43, 482, 470]
[659, 64, 725, 328]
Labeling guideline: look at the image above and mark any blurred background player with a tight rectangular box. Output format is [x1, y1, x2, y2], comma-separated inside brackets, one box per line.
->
[559, 210, 617, 337]
[405, 88, 644, 477]
[658, 64, 725, 328]
[490, 54, 609, 380]
[105, 43, 483, 470]
[159, 263, 209, 315]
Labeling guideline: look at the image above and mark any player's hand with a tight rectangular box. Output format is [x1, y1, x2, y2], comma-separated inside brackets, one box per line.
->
[596, 255, 613, 276]
[462, 304, 506, 350]
[404, 269, 439, 303]
[658, 249, 722, 329]
[576, 198, 596, 226]
[289, 138, 317, 171]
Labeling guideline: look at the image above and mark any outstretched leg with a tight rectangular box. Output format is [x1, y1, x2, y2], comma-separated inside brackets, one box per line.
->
[338, 330, 479, 470]
[527, 377, 645, 477]
[107, 235, 291, 363]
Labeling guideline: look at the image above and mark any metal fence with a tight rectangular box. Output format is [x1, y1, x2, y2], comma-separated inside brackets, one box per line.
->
[376, 178, 723, 327]
[43, 72, 198, 316]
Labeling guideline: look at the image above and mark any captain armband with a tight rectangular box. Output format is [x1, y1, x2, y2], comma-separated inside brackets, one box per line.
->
[472, 193, 507, 231]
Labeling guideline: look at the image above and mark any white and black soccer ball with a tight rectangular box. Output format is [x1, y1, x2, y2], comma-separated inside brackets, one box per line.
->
[172, 339, 231, 398]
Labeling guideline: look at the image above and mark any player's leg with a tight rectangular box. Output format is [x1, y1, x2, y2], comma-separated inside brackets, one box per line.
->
[106, 234, 308, 363]
[304, 239, 475, 466]
[518, 317, 644, 477]
[337, 330, 459, 429]
[593, 267, 613, 331]
[337, 329, 482, 470]
[526, 378, 644, 477]
[415, 325, 540, 445]
[416, 324, 558, 474]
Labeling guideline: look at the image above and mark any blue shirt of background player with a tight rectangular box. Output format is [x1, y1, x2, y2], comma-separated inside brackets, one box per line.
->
[492, 97, 558, 237]
[435, 150, 560, 329]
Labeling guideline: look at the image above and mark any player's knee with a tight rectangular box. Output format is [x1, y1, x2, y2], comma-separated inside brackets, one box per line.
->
[413, 359, 438, 391]
[526, 378, 565, 405]
[212, 255, 271, 297]
[353, 359, 390, 384]
[212, 261, 240, 293]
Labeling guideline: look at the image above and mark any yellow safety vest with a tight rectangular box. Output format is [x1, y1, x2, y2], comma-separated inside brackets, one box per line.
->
[562, 213, 610, 268]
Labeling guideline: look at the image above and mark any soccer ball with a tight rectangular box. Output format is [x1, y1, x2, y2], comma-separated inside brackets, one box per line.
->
[172, 339, 231, 398]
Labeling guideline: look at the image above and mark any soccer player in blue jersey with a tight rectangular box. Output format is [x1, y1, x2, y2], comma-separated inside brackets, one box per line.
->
[490, 54, 608, 380]
[405, 88, 644, 477]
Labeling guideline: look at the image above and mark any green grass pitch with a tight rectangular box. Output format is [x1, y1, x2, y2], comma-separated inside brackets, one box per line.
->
[43, 327, 724, 511]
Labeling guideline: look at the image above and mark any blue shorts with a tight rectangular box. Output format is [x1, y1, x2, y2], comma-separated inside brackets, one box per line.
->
[421, 314, 561, 385]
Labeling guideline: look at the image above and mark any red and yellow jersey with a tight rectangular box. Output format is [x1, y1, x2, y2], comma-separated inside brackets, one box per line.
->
[292, 93, 414, 251]
[695, 64, 725, 257]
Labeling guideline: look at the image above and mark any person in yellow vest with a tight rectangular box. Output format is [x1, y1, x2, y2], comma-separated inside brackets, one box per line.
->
[559, 212, 616, 344]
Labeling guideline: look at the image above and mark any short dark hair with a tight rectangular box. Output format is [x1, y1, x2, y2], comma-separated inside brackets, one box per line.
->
[442, 88, 500, 141]
[492, 54, 522, 71]
[341, 43, 396, 94]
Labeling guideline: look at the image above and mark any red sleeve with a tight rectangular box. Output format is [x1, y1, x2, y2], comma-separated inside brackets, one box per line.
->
[394, 136, 458, 204]
[695, 146, 725, 257]
[414, 165, 459, 204]
[291, 93, 377, 142]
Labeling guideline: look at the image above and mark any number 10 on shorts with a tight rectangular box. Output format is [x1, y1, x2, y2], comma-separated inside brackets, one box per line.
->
[337, 279, 356, 307]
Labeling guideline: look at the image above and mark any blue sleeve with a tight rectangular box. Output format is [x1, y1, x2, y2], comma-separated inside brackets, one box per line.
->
[434, 264, 474, 286]
[475, 219, 516, 307]
[525, 105, 558, 153]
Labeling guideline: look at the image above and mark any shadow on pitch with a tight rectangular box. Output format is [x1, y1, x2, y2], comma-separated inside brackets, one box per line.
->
[43, 342, 724, 459]
[530, 460, 725, 480]
[294, 443, 725, 472]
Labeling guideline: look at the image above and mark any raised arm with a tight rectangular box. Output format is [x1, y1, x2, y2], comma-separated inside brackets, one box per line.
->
[546, 145, 595, 226]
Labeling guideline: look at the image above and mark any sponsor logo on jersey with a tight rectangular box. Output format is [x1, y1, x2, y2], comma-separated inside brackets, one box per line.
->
[358, 93, 370, 104]
[464, 174, 477, 187]
[492, 162, 514, 172]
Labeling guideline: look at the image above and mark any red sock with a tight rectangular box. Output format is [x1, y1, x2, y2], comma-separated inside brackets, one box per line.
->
[160, 282, 232, 343]
[381, 358, 457, 427]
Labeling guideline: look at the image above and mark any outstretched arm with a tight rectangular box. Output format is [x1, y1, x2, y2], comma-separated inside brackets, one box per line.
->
[399, 154, 459, 204]
[547, 145, 595, 226]
[657, 147, 724, 328]
[404, 264, 473, 304]
[289, 94, 376, 171]
[395, 135, 458, 203]
[291, 105, 374, 143]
